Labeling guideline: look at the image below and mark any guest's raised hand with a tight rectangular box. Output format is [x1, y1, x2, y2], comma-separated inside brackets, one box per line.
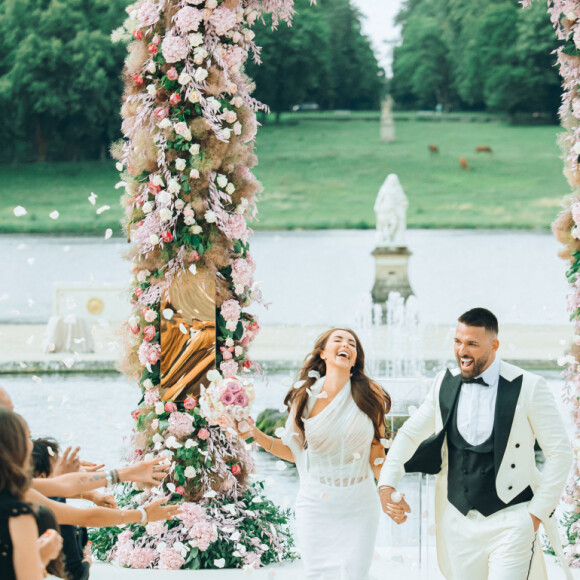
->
[144, 496, 183, 522]
[91, 492, 117, 508]
[80, 460, 105, 472]
[53, 446, 81, 476]
[37, 529, 63, 566]
[121, 457, 170, 486]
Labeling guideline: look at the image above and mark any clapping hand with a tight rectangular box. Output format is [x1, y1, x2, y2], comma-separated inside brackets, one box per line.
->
[379, 487, 411, 525]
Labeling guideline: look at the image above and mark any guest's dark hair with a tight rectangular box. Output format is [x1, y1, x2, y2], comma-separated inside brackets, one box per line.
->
[0, 408, 31, 500]
[35, 505, 68, 580]
[284, 328, 391, 445]
[458, 308, 498, 335]
[32, 438, 60, 478]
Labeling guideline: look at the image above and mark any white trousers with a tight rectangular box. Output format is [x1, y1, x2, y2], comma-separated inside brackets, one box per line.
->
[441, 502, 540, 580]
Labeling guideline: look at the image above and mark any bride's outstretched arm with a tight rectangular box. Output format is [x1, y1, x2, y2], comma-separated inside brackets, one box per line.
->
[235, 420, 296, 463]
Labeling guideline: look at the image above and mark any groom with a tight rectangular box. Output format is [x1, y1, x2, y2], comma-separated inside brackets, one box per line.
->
[379, 308, 573, 579]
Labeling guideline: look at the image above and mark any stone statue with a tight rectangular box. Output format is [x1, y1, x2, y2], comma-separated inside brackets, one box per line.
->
[380, 95, 395, 143]
[374, 174, 408, 248]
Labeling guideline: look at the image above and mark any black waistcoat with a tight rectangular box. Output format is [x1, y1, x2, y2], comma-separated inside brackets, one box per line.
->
[446, 395, 533, 516]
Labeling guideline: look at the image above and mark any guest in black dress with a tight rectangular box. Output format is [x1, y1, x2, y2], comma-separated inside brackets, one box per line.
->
[0, 407, 62, 580]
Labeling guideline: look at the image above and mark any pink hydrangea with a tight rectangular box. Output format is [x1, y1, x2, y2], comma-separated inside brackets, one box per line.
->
[137, 1, 160, 26]
[179, 502, 206, 527]
[168, 411, 194, 437]
[220, 299, 241, 322]
[222, 45, 246, 70]
[231, 258, 254, 288]
[138, 342, 161, 366]
[128, 547, 157, 569]
[189, 519, 218, 551]
[209, 6, 238, 35]
[243, 551, 262, 569]
[145, 520, 167, 536]
[158, 548, 185, 570]
[224, 213, 248, 243]
[175, 6, 203, 32]
[161, 33, 190, 63]
[220, 359, 239, 378]
[144, 388, 161, 406]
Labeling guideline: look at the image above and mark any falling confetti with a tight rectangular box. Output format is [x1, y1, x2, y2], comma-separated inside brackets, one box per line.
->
[275, 461, 287, 471]
[0, 294, 9, 302]
[27, 299, 35, 307]
[61, 358, 75, 369]
[307, 370, 321, 380]
[188, 264, 197, 275]
[88, 192, 97, 205]
[96, 205, 110, 215]
[26, 258, 35, 266]
[274, 427, 286, 438]
[162, 309, 174, 320]
[13, 206, 27, 217]
[25, 335, 35, 345]
[213, 559, 225, 569]
[179, 323, 187, 334]
[373, 458, 385, 465]
[114, 181, 126, 190]
[31, 375, 42, 383]
[115, 162, 124, 171]
[49, 210, 60, 220]
[16, 244, 27, 251]
[104, 228, 113, 240]
[316, 391, 328, 399]
[63, 246, 71, 252]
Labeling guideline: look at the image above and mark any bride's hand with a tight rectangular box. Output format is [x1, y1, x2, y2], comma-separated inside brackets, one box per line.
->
[379, 487, 411, 525]
[235, 418, 255, 440]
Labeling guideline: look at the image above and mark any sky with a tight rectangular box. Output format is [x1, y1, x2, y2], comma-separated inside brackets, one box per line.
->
[351, 0, 404, 74]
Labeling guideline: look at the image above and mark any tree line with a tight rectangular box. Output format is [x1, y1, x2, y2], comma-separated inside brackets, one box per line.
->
[0, 0, 383, 162]
[391, 0, 561, 117]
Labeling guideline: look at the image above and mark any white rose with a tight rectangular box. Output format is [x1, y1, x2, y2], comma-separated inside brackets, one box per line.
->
[194, 47, 208, 59]
[189, 32, 204, 47]
[150, 234, 160, 245]
[194, 68, 208, 82]
[159, 118, 172, 129]
[194, 54, 204, 66]
[152, 175, 164, 187]
[157, 190, 171, 204]
[189, 144, 200, 155]
[147, 84, 157, 96]
[146, 61, 156, 74]
[225, 183, 235, 195]
[174, 121, 192, 141]
[244, 29, 255, 41]
[175, 199, 185, 210]
[184, 216, 195, 225]
[184, 466, 196, 478]
[574, 142, 580, 155]
[137, 270, 150, 282]
[234, 284, 244, 295]
[190, 169, 200, 179]
[206, 0, 217, 9]
[143, 378, 154, 389]
[233, 122, 242, 135]
[226, 82, 237, 94]
[159, 208, 172, 222]
[231, 96, 243, 108]
[175, 158, 186, 171]
[188, 90, 200, 103]
[224, 110, 237, 123]
[191, 225, 202, 234]
[232, 31, 241, 44]
[216, 174, 228, 188]
[221, 128, 232, 140]
[178, 72, 192, 85]
[160, 449, 174, 460]
[144, 310, 157, 322]
[206, 97, 221, 111]
[142, 201, 154, 214]
[205, 210, 217, 223]
[168, 179, 181, 194]
[235, 346, 243, 357]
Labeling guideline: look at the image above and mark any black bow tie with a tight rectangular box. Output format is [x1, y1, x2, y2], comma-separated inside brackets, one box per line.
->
[462, 377, 489, 387]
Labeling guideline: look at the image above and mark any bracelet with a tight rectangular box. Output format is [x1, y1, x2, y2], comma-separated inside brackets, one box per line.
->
[137, 506, 147, 523]
[266, 436, 274, 452]
[378, 485, 394, 494]
[112, 469, 120, 484]
[105, 470, 114, 487]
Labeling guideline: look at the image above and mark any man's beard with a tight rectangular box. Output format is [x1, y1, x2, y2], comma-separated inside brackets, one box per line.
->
[457, 354, 489, 379]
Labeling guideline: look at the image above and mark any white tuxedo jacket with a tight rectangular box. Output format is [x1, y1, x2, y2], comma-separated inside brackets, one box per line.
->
[379, 361, 573, 579]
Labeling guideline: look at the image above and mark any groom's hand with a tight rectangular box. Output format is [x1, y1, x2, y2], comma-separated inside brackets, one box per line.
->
[379, 486, 411, 524]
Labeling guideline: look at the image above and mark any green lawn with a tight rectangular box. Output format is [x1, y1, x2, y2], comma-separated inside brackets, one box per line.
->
[0, 118, 569, 234]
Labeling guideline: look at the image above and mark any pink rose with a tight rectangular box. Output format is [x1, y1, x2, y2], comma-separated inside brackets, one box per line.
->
[167, 67, 179, 81]
[189, 250, 200, 262]
[148, 43, 158, 55]
[133, 29, 143, 40]
[197, 428, 210, 440]
[184, 396, 197, 409]
[169, 93, 181, 105]
[175, 486, 186, 495]
[226, 380, 242, 394]
[165, 401, 177, 413]
[161, 231, 173, 243]
[231, 464, 241, 476]
[143, 325, 156, 342]
[148, 181, 161, 193]
[152, 34, 160, 46]
[220, 390, 235, 405]
[220, 359, 238, 378]
[146, 345, 160, 365]
[220, 346, 233, 361]
[133, 74, 144, 86]
[234, 391, 249, 407]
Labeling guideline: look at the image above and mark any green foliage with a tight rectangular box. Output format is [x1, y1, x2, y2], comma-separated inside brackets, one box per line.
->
[256, 408, 288, 437]
[0, 0, 129, 161]
[392, 0, 561, 115]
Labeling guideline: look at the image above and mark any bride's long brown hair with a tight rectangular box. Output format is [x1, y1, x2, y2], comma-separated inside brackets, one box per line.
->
[284, 328, 391, 445]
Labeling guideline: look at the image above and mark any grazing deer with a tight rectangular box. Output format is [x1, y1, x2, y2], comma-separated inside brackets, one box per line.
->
[428, 144, 439, 155]
[475, 146, 492, 153]
[459, 157, 469, 170]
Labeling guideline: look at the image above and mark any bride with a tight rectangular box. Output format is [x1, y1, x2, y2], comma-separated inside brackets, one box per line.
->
[237, 328, 392, 579]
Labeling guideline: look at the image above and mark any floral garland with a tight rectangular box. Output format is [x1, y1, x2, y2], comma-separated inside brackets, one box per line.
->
[90, 0, 304, 570]
[523, 0, 580, 566]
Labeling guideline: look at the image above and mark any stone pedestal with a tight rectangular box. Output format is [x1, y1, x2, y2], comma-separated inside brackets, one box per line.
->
[372, 246, 413, 304]
[380, 118, 395, 143]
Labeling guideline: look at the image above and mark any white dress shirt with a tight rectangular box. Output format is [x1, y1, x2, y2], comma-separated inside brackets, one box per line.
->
[456, 356, 501, 446]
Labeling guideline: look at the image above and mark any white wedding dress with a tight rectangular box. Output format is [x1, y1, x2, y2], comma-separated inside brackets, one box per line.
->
[282, 377, 380, 579]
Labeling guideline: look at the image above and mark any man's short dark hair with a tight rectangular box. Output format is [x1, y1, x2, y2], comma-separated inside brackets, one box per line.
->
[458, 308, 498, 335]
[32, 438, 59, 478]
